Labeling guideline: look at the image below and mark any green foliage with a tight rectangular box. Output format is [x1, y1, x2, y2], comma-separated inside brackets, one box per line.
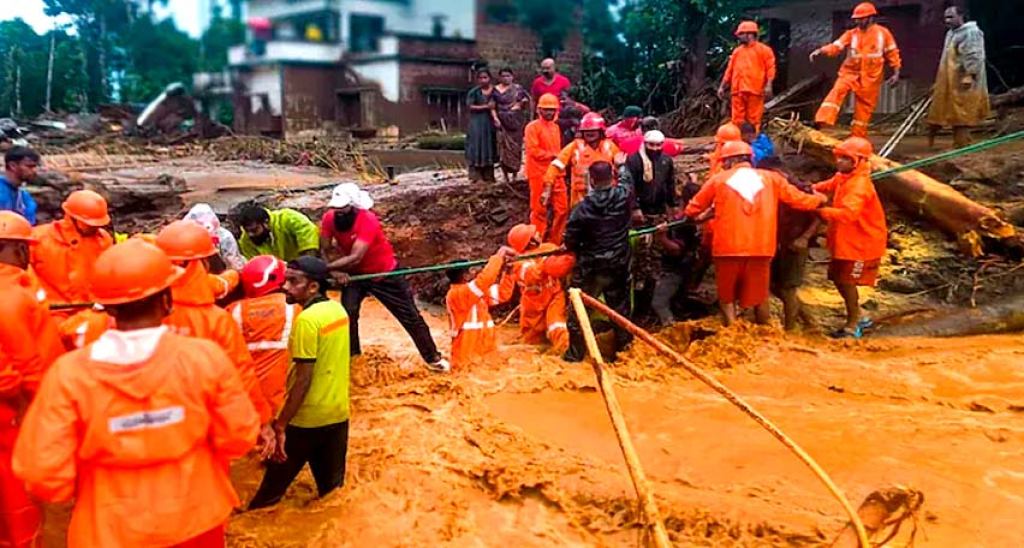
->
[577, 0, 759, 115]
[200, 5, 245, 72]
[117, 17, 198, 103]
[416, 132, 467, 150]
[514, 0, 578, 56]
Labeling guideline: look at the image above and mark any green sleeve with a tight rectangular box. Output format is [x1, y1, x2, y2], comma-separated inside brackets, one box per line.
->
[282, 209, 321, 253]
[237, 233, 258, 259]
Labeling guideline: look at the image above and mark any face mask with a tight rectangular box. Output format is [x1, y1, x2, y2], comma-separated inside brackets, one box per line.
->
[645, 147, 662, 160]
[333, 209, 358, 232]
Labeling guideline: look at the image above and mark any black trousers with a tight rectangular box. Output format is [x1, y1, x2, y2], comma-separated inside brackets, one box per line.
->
[248, 421, 349, 509]
[565, 265, 634, 361]
[342, 276, 441, 363]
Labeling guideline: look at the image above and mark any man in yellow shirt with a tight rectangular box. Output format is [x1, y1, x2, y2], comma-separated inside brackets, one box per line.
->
[248, 256, 350, 509]
[235, 202, 320, 261]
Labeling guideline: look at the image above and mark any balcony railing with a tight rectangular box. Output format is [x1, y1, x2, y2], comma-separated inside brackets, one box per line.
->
[229, 41, 345, 66]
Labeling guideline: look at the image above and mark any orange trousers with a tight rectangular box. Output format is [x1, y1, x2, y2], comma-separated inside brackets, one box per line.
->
[815, 77, 878, 138]
[520, 289, 568, 352]
[529, 174, 568, 245]
[0, 419, 40, 548]
[730, 92, 765, 129]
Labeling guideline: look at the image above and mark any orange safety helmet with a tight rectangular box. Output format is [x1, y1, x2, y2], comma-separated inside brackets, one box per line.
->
[735, 21, 759, 36]
[834, 136, 874, 161]
[579, 112, 607, 131]
[507, 224, 539, 253]
[542, 251, 575, 278]
[241, 255, 287, 298]
[720, 140, 754, 160]
[0, 211, 36, 241]
[715, 123, 742, 143]
[851, 2, 877, 19]
[537, 93, 560, 110]
[90, 239, 184, 305]
[62, 190, 111, 227]
[156, 220, 218, 261]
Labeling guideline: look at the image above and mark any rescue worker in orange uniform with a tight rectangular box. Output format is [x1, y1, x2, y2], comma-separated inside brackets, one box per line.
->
[708, 123, 743, 177]
[227, 255, 302, 414]
[524, 93, 566, 244]
[498, 224, 572, 352]
[156, 220, 276, 438]
[719, 21, 777, 130]
[813, 136, 887, 338]
[58, 306, 113, 350]
[811, 2, 901, 137]
[445, 246, 516, 370]
[12, 239, 260, 548]
[545, 112, 623, 209]
[31, 190, 113, 310]
[685, 141, 825, 326]
[0, 212, 63, 548]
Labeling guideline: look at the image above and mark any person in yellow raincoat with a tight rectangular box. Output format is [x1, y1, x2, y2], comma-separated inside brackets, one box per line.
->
[926, 5, 990, 148]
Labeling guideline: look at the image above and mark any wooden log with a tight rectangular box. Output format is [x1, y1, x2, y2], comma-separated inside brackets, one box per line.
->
[764, 74, 825, 112]
[991, 85, 1024, 108]
[768, 118, 1016, 256]
[566, 289, 673, 548]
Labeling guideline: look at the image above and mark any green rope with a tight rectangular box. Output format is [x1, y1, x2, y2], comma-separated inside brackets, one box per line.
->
[870, 130, 1024, 180]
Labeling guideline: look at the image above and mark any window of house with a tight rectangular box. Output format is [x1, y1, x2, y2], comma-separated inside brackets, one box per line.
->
[349, 14, 385, 53]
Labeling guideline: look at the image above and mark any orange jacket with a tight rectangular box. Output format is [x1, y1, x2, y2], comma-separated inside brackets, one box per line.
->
[59, 307, 114, 350]
[497, 253, 565, 344]
[685, 164, 823, 257]
[12, 331, 259, 547]
[226, 293, 300, 414]
[165, 261, 273, 423]
[546, 138, 621, 193]
[0, 264, 64, 399]
[723, 42, 777, 95]
[209, 269, 240, 300]
[446, 255, 503, 369]
[813, 164, 888, 261]
[524, 117, 562, 181]
[821, 24, 901, 87]
[31, 219, 113, 305]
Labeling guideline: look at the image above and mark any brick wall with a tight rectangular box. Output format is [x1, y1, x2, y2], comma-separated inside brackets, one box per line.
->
[474, 0, 583, 85]
[398, 36, 477, 60]
[282, 64, 355, 135]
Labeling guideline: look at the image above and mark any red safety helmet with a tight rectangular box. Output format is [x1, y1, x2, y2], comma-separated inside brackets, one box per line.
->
[851, 2, 877, 19]
[63, 190, 111, 227]
[579, 112, 607, 131]
[0, 211, 35, 241]
[715, 123, 742, 143]
[241, 255, 287, 298]
[735, 21, 759, 36]
[537, 93, 560, 110]
[156, 220, 218, 261]
[90, 239, 184, 305]
[720, 140, 754, 160]
[834, 136, 874, 161]
[507, 224, 539, 253]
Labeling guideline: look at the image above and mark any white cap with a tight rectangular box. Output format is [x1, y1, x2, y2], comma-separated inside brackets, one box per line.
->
[644, 130, 666, 144]
[328, 183, 374, 210]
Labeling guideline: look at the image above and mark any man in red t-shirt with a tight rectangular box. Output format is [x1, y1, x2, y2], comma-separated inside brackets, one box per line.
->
[320, 184, 448, 372]
[530, 58, 573, 105]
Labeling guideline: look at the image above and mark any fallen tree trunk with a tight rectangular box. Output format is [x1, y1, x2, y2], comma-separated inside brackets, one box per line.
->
[992, 86, 1024, 108]
[877, 292, 1024, 337]
[768, 118, 1017, 256]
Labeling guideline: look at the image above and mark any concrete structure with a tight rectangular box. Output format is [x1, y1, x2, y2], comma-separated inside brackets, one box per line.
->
[755, 0, 948, 116]
[228, 0, 581, 138]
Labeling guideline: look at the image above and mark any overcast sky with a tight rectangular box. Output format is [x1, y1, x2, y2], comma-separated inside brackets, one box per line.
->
[3, 0, 204, 37]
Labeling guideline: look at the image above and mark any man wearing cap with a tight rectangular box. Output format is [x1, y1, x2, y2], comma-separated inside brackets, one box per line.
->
[546, 112, 623, 208]
[0, 212, 63, 548]
[31, 190, 114, 310]
[0, 146, 40, 225]
[810, 2, 901, 137]
[320, 184, 449, 373]
[248, 256, 352, 509]
[719, 21, 776, 130]
[524, 93, 566, 244]
[617, 117, 686, 157]
[685, 141, 825, 326]
[13, 238, 260, 547]
[228, 255, 303, 414]
[605, 106, 644, 147]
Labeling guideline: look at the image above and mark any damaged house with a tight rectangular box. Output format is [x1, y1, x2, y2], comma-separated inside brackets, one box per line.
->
[227, 0, 581, 139]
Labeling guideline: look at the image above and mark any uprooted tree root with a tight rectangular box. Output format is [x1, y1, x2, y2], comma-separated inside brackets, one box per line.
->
[832, 486, 926, 547]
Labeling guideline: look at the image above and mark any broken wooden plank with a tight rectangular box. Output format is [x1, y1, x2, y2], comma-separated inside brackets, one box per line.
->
[992, 85, 1024, 108]
[765, 74, 825, 112]
[768, 118, 1017, 256]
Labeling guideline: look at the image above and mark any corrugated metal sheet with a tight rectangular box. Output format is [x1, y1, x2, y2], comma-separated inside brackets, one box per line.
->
[843, 78, 913, 114]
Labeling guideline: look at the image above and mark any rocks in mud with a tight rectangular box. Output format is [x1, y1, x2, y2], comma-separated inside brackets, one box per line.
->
[31, 169, 186, 229]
